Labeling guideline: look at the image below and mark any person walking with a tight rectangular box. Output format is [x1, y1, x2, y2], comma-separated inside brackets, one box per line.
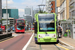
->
[58, 24, 62, 38]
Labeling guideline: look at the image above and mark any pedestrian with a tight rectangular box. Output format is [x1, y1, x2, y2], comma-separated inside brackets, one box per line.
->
[58, 24, 62, 38]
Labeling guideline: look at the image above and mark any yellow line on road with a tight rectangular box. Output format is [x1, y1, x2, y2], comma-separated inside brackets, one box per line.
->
[0, 37, 15, 43]
[56, 44, 69, 50]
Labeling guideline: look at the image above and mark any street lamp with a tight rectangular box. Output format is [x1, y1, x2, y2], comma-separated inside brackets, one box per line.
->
[6, 0, 8, 33]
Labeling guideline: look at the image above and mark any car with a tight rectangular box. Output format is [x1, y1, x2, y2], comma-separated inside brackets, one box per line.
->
[12, 27, 15, 31]
[0, 28, 3, 34]
[6, 28, 11, 32]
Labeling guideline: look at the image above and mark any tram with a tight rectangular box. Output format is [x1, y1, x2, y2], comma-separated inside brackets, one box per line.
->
[34, 13, 58, 43]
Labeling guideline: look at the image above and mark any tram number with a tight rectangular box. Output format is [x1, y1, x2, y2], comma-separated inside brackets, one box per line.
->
[45, 34, 49, 36]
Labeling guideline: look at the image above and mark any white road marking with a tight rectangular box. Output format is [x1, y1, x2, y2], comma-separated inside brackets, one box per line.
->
[22, 33, 34, 50]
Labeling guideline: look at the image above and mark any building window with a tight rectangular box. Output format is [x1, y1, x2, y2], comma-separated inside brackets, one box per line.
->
[50, 4, 52, 7]
[70, 3, 75, 9]
[72, 10, 75, 16]
[52, 8, 53, 10]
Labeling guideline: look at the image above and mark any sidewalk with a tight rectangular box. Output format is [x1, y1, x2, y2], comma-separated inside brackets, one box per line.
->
[59, 37, 75, 49]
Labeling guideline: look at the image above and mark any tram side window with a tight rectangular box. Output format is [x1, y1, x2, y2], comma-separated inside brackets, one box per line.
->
[34, 22, 37, 33]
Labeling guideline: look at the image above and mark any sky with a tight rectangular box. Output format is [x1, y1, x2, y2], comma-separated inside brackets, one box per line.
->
[2, 0, 46, 17]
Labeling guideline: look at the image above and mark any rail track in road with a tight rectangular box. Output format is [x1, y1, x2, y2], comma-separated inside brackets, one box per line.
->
[54, 44, 61, 50]
[39, 44, 61, 50]
[38, 43, 75, 50]
[34, 41, 75, 50]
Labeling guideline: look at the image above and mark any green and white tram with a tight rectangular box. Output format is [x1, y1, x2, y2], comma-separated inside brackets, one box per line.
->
[34, 13, 57, 43]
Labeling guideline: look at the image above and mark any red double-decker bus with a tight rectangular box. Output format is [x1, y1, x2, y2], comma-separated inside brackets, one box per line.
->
[15, 19, 25, 33]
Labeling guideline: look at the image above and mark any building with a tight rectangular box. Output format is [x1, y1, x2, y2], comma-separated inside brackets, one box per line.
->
[25, 7, 33, 16]
[2, 18, 15, 26]
[24, 7, 33, 29]
[56, 0, 69, 20]
[2, 13, 15, 26]
[24, 7, 33, 22]
[69, 0, 75, 19]
[46, 0, 55, 13]
[56, 0, 61, 20]
[0, 0, 2, 20]
[2, 9, 19, 19]
[33, 9, 39, 21]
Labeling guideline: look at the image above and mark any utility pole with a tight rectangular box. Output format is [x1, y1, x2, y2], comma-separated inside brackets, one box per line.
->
[6, 0, 8, 33]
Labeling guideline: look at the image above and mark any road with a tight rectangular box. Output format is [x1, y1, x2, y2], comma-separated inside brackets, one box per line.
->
[26, 36, 65, 50]
[0, 30, 72, 50]
[0, 31, 33, 50]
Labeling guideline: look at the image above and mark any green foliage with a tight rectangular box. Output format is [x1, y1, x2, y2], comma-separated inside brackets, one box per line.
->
[0, 19, 6, 24]
[38, 10, 47, 13]
[38, 10, 43, 13]
[59, 19, 66, 21]
[43, 11, 47, 13]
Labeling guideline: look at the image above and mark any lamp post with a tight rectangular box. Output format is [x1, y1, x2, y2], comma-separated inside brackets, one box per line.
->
[6, 0, 8, 33]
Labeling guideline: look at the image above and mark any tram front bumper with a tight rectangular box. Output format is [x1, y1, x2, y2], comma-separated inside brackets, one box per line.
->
[43, 37, 51, 39]
[38, 38, 57, 42]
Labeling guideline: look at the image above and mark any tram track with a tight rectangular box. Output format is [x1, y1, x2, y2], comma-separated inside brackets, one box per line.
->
[54, 44, 61, 50]
[39, 44, 61, 50]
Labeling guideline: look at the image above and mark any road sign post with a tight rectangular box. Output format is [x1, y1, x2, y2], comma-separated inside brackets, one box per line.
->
[6, 0, 8, 34]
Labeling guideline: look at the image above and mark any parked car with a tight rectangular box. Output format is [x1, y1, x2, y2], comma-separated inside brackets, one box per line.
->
[12, 27, 15, 31]
[0, 28, 3, 34]
[6, 28, 11, 32]
[1, 25, 5, 32]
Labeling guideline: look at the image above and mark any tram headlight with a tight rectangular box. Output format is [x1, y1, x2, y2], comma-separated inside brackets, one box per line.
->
[39, 35, 42, 38]
[52, 34, 56, 38]
[39, 35, 40, 37]
[54, 35, 55, 37]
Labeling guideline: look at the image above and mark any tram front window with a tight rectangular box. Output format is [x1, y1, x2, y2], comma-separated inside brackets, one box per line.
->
[38, 14, 55, 31]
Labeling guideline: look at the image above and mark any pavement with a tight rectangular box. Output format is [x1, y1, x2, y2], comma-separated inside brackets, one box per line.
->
[59, 37, 75, 49]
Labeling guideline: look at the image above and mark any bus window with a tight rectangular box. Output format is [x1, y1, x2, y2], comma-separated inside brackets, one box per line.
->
[17, 26, 24, 30]
[17, 20, 24, 23]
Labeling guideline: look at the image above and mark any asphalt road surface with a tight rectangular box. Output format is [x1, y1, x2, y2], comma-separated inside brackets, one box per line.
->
[26, 36, 65, 50]
[0, 31, 33, 50]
